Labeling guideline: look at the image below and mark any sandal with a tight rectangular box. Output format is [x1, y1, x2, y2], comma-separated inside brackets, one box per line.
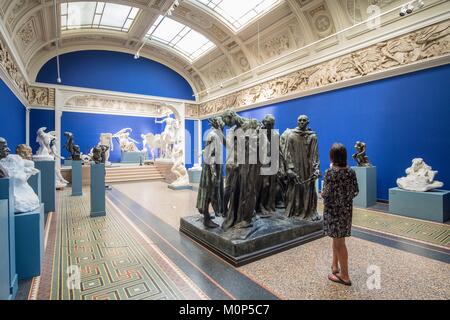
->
[328, 274, 352, 286]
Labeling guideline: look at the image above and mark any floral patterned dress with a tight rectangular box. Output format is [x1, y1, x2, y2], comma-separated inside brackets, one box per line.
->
[321, 167, 359, 238]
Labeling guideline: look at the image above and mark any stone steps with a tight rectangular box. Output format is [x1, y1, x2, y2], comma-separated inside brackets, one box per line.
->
[105, 165, 164, 183]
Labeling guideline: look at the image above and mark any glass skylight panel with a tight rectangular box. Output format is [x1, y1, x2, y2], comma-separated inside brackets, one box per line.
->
[195, 0, 280, 30]
[146, 16, 215, 61]
[61, 2, 140, 32]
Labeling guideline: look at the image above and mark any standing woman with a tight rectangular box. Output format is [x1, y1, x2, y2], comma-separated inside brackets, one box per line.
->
[321, 143, 359, 286]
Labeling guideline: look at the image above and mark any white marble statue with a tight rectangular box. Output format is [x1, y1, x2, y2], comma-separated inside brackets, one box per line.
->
[141, 133, 162, 161]
[112, 128, 139, 152]
[33, 127, 54, 161]
[397, 158, 444, 192]
[156, 115, 180, 159]
[169, 145, 190, 188]
[50, 138, 69, 189]
[98, 133, 113, 165]
[0, 155, 40, 213]
[33, 127, 68, 188]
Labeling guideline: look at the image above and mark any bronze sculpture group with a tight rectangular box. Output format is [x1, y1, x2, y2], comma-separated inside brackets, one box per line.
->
[196, 111, 322, 230]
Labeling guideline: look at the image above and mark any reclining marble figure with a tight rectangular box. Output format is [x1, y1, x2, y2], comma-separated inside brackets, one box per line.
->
[397, 158, 444, 192]
[112, 128, 139, 152]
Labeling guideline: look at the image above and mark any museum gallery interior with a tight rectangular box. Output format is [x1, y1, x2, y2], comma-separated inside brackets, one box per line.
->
[0, 0, 448, 302]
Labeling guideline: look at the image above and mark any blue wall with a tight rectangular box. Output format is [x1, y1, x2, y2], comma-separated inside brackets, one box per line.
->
[0, 79, 25, 149]
[36, 50, 195, 100]
[185, 119, 196, 169]
[61, 112, 163, 162]
[29, 109, 55, 154]
[202, 64, 450, 201]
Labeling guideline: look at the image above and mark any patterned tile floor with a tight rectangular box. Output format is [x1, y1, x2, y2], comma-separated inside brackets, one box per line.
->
[33, 189, 208, 300]
[27, 181, 450, 300]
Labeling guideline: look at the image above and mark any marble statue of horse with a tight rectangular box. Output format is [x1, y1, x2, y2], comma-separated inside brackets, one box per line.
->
[141, 133, 162, 161]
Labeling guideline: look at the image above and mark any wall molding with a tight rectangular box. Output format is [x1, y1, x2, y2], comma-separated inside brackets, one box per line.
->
[195, 19, 450, 118]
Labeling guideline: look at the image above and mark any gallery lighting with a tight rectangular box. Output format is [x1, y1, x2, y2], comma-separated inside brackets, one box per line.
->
[194, 0, 427, 99]
[54, 0, 62, 83]
[134, 0, 183, 60]
[400, 0, 425, 16]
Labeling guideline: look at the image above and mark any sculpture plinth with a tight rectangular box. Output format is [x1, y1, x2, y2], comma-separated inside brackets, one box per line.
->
[180, 214, 324, 267]
[120, 151, 145, 164]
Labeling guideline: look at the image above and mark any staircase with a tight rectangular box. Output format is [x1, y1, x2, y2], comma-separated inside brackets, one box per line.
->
[105, 165, 165, 183]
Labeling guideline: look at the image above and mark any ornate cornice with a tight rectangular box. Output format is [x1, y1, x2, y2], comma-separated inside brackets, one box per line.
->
[63, 94, 173, 118]
[0, 31, 55, 107]
[185, 103, 199, 119]
[198, 20, 450, 118]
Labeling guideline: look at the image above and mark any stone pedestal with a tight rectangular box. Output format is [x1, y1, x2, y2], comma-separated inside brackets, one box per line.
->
[0, 178, 17, 300]
[389, 188, 450, 223]
[121, 151, 145, 164]
[352, 166, 377, 207]
[90, 163, 106, 217]
[34, 160, 55, 213]
[28, 171, 41, 203]
[15, 204, 44, 280]
[188, 167, 202, 183]
[71, 160, 83, 196]
[180, 214, 324, 266]
[0, 200, 10, 300]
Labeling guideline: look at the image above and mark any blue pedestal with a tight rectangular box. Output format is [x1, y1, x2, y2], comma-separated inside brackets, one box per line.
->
[71, 160, 83, 196]
[0, 200, 10, 300]
[28, 171, 41, 203]
[34, 160, 55, 213]
[168, 184, 193, 190]
[15, 204, 44, 280]
[352, 166, 377, 208]
[188, 168, 202, 183]
[121, 151, 145, 164]
[0, 178, 18, 300]
[64, 159, 72, 166]
[90, 163, 106, 217]
[389, 188, 450, 223]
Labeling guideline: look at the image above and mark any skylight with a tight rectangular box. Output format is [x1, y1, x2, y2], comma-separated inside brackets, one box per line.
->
[194, 0, 281, 31]
[61, 2, 140, 32]
[146, 15, 215, 62]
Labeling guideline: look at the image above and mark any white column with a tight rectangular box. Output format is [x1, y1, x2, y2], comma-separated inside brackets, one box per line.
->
[54, 89, 63, 169]
[25, 107, 30, 146]
[197, 119, 202, 165]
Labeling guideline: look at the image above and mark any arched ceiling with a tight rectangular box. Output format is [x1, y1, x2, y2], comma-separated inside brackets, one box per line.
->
[0, 0, 446, 101]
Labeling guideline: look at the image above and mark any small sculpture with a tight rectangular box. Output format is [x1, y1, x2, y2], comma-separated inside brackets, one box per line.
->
[112, 128, 139, 152]
[397, 158, 444, 192]
[169, 145, 190, 188]
[156, 114, 179, 159]
[34, 127, 54, 160]
[91, 145, 109, 164]
[0, 154, 40, 213]
[0, 137, 10, 178]
[16, 144, 33, 160]
[352, 141, 371, 167]
[64, 132, 81, 161]
[0, 137, 11, 160]
[98, 133, 113, 164]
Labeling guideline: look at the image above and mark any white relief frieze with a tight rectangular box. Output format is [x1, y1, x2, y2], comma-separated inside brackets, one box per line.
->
[199, 20, 450, 117]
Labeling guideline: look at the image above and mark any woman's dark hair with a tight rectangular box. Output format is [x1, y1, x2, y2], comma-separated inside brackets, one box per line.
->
[329, 143, 347, 167]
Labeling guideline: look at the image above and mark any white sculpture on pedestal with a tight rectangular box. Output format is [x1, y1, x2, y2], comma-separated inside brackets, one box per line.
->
[33, 127, 68, 189]
[33, 127, 54, 161]
[169, 145, 190, 188]
[98, 133, 113, 165]
[141, 133, 162, 162]
[156, 115, 179, 159]
[0, 155, 40, 213]
[113, 128, 139, 152]
[397, 158, 444, 192]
